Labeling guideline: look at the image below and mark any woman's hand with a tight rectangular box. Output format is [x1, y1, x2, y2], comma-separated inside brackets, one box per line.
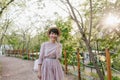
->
[38, 64, 42, 80]
[56, 41, 60, 47]
[37, 71, 41, 80]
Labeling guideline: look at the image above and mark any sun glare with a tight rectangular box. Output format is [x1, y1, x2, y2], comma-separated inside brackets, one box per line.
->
[109, 0, 117, 3]
[105, 13, 120, 26]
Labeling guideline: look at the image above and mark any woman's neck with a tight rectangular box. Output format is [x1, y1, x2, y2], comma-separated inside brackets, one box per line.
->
[50, 40, 56, 43]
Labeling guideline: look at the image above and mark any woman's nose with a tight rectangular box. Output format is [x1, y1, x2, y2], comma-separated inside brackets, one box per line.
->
[53, 34, 57, 37]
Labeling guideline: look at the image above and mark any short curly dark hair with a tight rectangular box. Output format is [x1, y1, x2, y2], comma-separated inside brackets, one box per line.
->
[48, 27, 61, 36]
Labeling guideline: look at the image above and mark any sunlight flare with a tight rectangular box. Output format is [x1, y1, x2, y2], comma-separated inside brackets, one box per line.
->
[105, 13, 120, 26]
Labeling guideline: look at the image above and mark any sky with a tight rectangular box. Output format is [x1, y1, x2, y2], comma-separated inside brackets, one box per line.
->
[2, 0, 67, 36]
[1, 0, 86, 36]
[1, 0, 118, 36]
[8, 0, 68, 27]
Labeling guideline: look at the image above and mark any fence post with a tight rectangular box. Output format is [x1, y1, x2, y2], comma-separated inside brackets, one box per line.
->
[13, 50, 15, 56]
[105, 48, 112, 80]
[77, 48, 81, 80]
[28, 50, 30, 60]
[20, 50, 22, 58]
[19, 50, 21, 58]
[37, 52, 39, 58]
[18, 50, 20, 57]
[9, 50, 10, 56]
[7, 50, 9, 56]
[15, 50, 16, 56]
[64, 49, 67, 74]
[32, 50, 34, 60]
[35, 50, 38, 59]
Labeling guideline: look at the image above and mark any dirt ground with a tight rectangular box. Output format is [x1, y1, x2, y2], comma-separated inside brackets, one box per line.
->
[0, 62, 2, 80]
[0, 55, 76, 80]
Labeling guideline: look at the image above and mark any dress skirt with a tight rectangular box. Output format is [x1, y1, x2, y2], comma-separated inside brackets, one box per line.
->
[41, 58, 64, 80]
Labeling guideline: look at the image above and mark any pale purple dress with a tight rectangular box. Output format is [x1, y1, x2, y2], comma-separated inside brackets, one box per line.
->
[38, 42, 64, 80]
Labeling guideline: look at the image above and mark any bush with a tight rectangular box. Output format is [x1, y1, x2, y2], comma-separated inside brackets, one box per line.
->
[90, 72, 99, 78]
[87, 62, 102, 68]
[112, 59, 120, 71]
[104, 76, 120, 80]
[22, 54, 29, 60]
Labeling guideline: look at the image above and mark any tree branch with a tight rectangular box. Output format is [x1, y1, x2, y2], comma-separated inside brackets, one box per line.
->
[88, 0, 92, 45]
[0, 0, 14, 16]
[66, 0, 86, 40]
[73, 8, 84, 29]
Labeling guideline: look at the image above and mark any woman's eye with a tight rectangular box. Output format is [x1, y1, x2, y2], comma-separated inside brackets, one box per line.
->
[50, 32, 57, 36]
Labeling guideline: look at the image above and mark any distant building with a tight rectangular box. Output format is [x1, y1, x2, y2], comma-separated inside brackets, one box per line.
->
[0, 45, 13, 55]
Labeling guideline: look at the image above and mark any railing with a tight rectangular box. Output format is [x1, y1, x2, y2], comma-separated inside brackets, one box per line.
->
[5, 49, 120, 80]
[5, 49, 39, 60]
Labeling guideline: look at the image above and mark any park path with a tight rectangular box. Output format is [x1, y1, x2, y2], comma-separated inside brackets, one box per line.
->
[0, 55, 76, 80]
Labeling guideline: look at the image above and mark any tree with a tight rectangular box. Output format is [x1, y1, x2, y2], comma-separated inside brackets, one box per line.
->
[59, 0, 104, 79]
[0, 19, 12, 47]
[55, 18, 75, 65]
[0, 0, 14, 16]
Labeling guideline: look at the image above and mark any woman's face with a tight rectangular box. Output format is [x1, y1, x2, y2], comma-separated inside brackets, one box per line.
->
[49, 32, 58, 42]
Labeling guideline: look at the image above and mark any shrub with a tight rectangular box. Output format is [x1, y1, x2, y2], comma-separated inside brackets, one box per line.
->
[112, 59, 120, 71]
[104, 76, 120, 80]
[22, 54, 29, 60]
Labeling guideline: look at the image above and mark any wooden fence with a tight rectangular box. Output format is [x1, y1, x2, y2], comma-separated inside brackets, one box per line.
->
[5, 49, 39, 60]
[5, 48, 112, 80]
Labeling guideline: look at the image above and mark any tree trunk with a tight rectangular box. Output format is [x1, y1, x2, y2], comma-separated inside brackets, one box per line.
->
[62, 0, 104, 79]
[0, 21, 9, 48]
[84, 37, 104, 80]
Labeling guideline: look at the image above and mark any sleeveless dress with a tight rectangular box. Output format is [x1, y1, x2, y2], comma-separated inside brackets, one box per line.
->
[38, 42, 64, 80]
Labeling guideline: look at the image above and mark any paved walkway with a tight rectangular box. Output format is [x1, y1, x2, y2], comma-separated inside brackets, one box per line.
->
[0, 55, 76, 80]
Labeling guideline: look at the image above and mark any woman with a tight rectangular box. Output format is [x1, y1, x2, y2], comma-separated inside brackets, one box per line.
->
[37, 27, 64, 80]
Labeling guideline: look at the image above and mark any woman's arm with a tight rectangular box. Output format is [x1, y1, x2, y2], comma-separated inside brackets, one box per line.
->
[38, 64, 42, 79]
[56, 43, 62, 59]
[37, 43, 45, 79]
[38, 43, 45, 65]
